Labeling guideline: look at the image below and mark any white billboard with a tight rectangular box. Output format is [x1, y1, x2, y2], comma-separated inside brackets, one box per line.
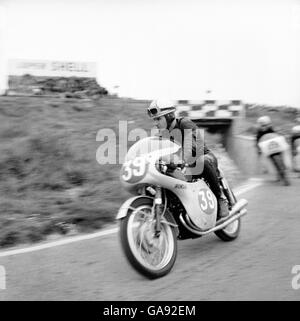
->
[0, 5, 8, 94]
[8, 59, 97, 78]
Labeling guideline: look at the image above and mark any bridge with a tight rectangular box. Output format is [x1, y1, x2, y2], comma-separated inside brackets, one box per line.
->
[175, 99, 254, 173]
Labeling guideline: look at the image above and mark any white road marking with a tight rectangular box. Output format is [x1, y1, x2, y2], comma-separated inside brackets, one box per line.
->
[0, 179, 263, 258]
[234, 135, 256, 141]
[235, 181, 263, 196]
[0, 228, 119, 258]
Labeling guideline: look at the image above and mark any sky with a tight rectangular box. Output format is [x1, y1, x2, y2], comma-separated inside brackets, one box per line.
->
[0, 0, 300, 106]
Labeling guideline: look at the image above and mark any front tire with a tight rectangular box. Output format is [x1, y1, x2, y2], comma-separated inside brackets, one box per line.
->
[119, 197, 177, 279]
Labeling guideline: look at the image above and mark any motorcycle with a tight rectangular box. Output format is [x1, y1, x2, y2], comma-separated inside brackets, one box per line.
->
[291, 126, 300, 176]
[116, 136, 248, 279]
[293, 144, 300, 175]
[257, 132, 291, 185]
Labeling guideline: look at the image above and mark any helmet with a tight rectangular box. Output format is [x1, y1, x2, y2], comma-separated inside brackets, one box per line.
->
[292, 125, 300, 135]
[147, 99, 176, 119]
[257, 116, 272, 126]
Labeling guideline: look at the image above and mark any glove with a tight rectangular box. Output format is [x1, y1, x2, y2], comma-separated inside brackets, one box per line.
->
[160, 154, 185, 171]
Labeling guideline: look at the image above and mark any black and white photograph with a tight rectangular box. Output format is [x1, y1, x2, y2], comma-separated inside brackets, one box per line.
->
[0, 0, 300, 305]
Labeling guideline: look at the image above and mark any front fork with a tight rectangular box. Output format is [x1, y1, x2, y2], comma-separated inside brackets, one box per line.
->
[154, 186, 163, 237]
[146, 186, 177, 236]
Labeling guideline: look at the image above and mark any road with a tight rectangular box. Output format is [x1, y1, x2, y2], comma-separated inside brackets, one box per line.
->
[0, 178, 300, 301]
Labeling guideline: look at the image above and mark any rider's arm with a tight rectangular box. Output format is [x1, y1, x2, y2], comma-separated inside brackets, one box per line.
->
[291, 135, 297, 157]
[256, 132, 262, 155]
[179, 118, 205, 165]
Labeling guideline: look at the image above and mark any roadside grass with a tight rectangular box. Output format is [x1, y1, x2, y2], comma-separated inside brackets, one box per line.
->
[0, 96, 150, 247]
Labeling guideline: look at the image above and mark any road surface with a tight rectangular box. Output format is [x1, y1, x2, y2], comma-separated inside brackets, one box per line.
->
[0, 178, 300, 300]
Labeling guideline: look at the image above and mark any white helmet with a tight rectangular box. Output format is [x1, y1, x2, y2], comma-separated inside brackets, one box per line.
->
[257, 116, 272, 126]
[292, 125, 300, 135]
[147, 99, 176, 119]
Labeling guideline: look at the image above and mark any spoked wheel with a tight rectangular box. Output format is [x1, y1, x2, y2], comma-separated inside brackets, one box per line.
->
[215, 183, 241, 242]
[216, 217, 241, 241]
[119, 198, 177, 279]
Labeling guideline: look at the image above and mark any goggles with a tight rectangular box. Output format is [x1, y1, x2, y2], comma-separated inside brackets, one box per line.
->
[147, 106, 175, 119]
[147, 107, 160, 118]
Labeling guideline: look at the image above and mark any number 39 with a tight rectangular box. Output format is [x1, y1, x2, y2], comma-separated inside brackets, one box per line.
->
[199, 189, 215, 211]
[122, 157, 147, 181]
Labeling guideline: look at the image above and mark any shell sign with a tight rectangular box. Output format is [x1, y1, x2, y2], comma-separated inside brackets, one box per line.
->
[8, 59, 97, 78]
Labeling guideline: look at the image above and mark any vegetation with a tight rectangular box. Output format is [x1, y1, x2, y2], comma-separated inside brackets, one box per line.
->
[0, 96, 149, 247]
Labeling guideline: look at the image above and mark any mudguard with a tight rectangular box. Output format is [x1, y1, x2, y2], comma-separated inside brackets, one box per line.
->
[116, 195, 179, 236]
[116, 196, 153, 220]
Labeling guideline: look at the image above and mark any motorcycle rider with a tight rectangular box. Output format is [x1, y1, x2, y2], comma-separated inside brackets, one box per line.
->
[256, 115, 290, 185]
[255, 116, 275, 155]
[291, 119, 300, 174]
[147, 99, 229, 218]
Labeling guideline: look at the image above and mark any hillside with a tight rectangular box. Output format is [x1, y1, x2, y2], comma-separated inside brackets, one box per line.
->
[7, 74, 108, 98]
[238, 103, 300, 137]
[0, 96, 155, 247]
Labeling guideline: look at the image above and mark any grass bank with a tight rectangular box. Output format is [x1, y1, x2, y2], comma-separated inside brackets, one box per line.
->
[0, 96, 152, 247]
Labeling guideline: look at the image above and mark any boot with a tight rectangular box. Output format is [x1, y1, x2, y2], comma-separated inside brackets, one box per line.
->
[282, 177, 291, 186]
[217, 196, 229, 219]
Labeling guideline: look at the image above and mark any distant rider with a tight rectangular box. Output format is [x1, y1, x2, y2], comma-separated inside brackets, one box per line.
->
[255, 116, 275, 156]
[147, 99, 229, 219]
[256, 116, 290, 185]
[291, 119, 300, 174]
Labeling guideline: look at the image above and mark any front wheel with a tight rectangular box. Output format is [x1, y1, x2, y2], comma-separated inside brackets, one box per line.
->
[119, 198, 177, 279]
[215, 183, 241, 241]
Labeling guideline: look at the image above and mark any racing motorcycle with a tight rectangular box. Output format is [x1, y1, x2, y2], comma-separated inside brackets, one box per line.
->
[291, 125, 300, 176]
[293, 141, 300, 175]
[257, 132, 291, 185]
[116, 136, 248, 279]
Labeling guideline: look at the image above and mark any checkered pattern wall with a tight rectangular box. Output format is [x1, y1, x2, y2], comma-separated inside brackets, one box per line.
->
[175, 100, 245, 119]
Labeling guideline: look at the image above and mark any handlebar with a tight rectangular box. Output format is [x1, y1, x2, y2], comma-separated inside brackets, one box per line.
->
[158, 159, 188, 172]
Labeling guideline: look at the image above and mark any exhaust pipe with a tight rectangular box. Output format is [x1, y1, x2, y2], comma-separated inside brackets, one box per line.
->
[216, 198, 248, 226]
[179, 199, 248, 236]
[180, 209, 247, 236]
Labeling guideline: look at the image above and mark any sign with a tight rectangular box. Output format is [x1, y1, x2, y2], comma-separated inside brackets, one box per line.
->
[8, 59, 97, 78]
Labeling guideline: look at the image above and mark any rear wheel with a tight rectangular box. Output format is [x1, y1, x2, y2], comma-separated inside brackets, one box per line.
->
[119, 198, 177, 279]
[215, 217, 241, 241]
[214, 182, 241, 242]
[271, 153, 290, 186]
